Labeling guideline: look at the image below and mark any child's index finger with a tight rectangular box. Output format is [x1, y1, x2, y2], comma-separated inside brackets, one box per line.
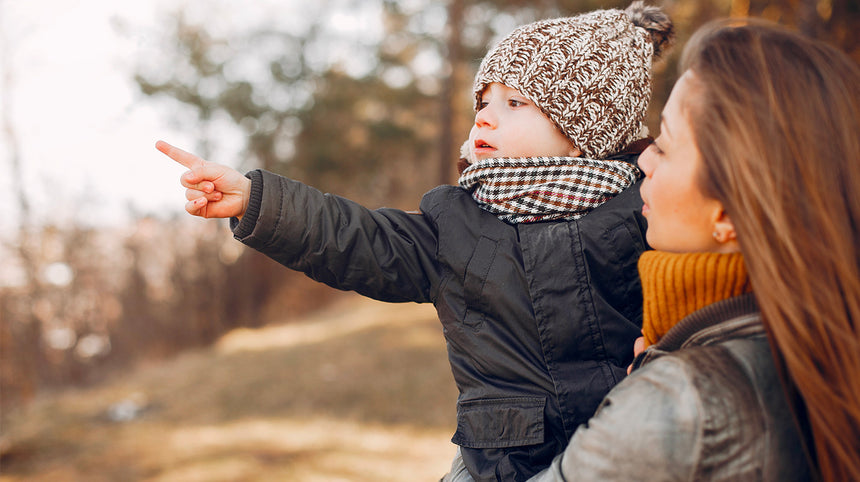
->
[156, 140, 205, 169]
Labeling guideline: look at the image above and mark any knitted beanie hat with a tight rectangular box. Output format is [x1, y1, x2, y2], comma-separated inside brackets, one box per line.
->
[473, 1, 674, 159]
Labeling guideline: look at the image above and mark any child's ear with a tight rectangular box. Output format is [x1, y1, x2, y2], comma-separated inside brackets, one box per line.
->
[568, 146, 582, 157]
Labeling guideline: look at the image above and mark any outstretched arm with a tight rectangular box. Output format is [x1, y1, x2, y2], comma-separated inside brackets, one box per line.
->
[156, 140, 251, 219]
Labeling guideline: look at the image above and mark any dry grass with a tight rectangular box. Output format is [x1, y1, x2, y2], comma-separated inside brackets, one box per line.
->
[0, 294, 459, 481]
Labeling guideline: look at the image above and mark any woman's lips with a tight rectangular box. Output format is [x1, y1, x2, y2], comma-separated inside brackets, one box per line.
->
[639, 186, 650, 215]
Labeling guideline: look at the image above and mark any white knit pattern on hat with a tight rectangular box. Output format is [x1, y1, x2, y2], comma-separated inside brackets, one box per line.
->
[474, 7, 659, 159]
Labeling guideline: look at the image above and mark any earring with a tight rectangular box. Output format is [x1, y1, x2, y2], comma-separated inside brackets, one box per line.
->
[712, 231, 721, 242]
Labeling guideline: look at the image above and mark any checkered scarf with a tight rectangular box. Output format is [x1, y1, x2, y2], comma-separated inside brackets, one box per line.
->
[458, 157, 641, 224]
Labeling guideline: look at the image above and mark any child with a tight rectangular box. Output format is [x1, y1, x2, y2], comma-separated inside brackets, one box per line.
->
[157, 3, 673, 480]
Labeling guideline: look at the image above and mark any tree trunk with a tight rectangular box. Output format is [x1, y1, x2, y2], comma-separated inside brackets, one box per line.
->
[438, 0, 465, 186]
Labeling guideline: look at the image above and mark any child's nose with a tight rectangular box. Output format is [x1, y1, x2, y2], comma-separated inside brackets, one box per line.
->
[475, 106, 497, 128]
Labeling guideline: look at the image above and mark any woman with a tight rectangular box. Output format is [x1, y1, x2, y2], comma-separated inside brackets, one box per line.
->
[528, 19, 860, 481]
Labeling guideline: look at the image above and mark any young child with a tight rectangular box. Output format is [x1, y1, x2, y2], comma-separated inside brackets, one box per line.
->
[157, 3, 673, 480]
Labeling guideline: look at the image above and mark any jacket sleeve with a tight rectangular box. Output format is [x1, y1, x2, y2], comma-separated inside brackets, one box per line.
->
[527, 357, 703, 482]
[230, 169, 441, 303]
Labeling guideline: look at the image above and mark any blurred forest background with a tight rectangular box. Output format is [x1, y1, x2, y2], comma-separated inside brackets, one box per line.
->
[1, 0, 857, 478]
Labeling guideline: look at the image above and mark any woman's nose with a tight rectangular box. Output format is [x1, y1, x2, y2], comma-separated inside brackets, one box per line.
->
[638, 147, 655, 177]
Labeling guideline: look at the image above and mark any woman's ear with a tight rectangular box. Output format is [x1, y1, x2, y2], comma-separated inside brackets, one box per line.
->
[712, 208, 740, 251]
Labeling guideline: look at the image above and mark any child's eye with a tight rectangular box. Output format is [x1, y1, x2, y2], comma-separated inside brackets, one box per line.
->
[508, 98, 526, 107]
[648, 139, 664, 155]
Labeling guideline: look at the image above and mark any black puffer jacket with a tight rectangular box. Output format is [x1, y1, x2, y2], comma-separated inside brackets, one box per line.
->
[232, 169, 648, 481]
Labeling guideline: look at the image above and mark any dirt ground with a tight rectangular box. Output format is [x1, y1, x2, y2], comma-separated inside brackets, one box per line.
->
[0, 294, 460, 481]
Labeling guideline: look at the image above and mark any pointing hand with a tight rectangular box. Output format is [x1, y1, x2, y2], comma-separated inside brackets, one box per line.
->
[156, 140, 251, 219]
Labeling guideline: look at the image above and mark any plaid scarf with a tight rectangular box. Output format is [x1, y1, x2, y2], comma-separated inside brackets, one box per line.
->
[458, 156, 641, 224]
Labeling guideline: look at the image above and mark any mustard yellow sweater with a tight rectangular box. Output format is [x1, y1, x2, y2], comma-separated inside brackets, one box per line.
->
[638, 251, 751, 347]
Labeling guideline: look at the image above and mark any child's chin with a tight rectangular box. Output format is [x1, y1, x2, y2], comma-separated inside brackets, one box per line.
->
[473, 149, 500, 160]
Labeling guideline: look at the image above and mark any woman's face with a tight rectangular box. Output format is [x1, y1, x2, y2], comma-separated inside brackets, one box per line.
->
[638, 71, 736, 253]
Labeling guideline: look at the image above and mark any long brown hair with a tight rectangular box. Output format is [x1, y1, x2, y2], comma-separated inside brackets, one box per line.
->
[681, 20, 860, 481]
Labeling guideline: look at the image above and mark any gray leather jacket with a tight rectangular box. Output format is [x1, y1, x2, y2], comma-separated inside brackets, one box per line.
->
[528, 294, 813, 481]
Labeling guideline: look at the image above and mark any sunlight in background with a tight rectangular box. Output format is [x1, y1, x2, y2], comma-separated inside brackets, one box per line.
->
[2, 0, 194, 231]
[0, 0, 384, 233]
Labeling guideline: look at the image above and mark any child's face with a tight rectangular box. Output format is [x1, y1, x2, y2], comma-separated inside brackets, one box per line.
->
[469, 83, 580, 162]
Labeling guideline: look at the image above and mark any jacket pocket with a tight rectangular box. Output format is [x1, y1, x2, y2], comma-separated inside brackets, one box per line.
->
[462, 236, 498, 329]
[452, 397, 545, 449]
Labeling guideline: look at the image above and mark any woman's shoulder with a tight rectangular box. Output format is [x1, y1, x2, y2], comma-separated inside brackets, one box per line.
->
[542, 357, 705, 480]
[553, 345, 757, 476]
[610, 353, 706, 416]
[631, 334, 771, 417]
[547, 343, 809, 481]
[630, 337, 809, 479]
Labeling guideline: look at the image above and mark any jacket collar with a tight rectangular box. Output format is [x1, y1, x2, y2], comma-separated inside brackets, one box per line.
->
[632, 293, 761, 370]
